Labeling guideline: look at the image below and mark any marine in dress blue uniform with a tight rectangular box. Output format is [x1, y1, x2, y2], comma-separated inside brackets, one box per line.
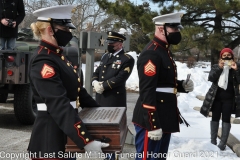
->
[91, 31, 135, 107]
[132, 12, 193, 160]
[27, 5, 109, 160]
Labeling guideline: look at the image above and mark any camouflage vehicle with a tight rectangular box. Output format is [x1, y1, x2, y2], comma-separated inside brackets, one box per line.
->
[0, 28, 82, 125]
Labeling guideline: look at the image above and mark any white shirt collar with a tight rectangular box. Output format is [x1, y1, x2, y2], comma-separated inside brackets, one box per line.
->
[113, 48, 122, 56]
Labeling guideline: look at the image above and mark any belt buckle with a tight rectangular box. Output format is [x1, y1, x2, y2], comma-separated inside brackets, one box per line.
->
[173, 88, 177, 94]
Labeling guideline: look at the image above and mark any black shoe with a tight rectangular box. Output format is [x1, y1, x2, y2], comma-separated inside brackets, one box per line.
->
[218, 142, 226, 150]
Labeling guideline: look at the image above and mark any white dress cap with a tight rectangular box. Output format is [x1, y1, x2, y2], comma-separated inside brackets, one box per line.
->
[152, 12, 184, 25]
[33, 5, 76, 29]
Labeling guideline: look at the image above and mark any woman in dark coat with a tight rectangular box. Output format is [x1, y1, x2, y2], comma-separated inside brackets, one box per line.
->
[200, 48, 240, 150]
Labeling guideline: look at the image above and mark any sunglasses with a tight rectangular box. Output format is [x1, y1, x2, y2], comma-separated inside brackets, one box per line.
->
[222, 54, 232, 57]
[107, 40, 119, 44]
[165, 23, 183, 29]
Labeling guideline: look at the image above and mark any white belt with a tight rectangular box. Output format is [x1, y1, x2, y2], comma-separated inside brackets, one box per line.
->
[156, 87, 177, 94]
[37, 101, 77, 111]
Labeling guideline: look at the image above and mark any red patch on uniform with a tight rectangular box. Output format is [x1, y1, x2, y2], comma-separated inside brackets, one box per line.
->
[41, 64, 55, 78]
[144, 60, 156, 76]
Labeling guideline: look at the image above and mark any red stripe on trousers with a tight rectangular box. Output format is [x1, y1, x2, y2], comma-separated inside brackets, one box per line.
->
[143, 130, 148, 160]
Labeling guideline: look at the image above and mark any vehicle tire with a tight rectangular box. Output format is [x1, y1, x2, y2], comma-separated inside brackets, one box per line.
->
[14, 84, 37, 125]
[0, 93, 8, 103]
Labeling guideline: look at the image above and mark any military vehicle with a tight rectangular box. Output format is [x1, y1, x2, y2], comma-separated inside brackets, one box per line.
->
[0, 28, 82, 125]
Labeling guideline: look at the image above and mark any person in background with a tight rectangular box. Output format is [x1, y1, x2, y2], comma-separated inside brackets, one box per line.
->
[201, 48, 240, 150]
[132, 12, 194, 160]
[91, 31, 135, 107]
[91, 31, 134, 160]
[0, 0, 25, 50]
[28, 5, 109, 160]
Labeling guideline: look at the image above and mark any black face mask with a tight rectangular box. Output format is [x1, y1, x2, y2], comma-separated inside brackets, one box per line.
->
[222, 57, 232, 60]
[107, 45, 116, 53]
[166, 32, 182, 45]
[54, 29, 73, 47]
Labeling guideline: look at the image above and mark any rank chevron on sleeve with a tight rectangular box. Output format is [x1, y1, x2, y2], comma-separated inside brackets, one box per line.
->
[144, 60, 156, 76]
[41, 64, 55, 78]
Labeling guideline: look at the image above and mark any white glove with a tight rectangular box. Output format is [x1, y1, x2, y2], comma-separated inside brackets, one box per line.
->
[182, 79, 194, 92]
[84, 140, 109, 154]
[93, 81, 104, 94]
[148, 128, 163, 141]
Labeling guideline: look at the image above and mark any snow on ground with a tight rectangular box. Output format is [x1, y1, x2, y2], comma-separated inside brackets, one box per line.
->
[82, 51, 240, 159]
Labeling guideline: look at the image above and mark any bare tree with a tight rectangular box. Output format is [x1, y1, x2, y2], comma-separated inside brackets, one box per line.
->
[20, 0, 119, 39]
[53, 0, 75, 5]
[21, 0, 52, 29]
[70, 0, 108, 37]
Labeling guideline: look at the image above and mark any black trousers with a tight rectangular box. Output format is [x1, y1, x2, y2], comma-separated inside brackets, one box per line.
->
[211, 100, 233, 123]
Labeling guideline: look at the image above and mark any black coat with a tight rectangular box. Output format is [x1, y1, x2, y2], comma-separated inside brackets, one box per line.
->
[92, 49, 135, 107]
[200, 64, 240, 118]
[0, 0, 25, 38]
[132, 37, 187, 133]
[28, 40, 100, 158]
